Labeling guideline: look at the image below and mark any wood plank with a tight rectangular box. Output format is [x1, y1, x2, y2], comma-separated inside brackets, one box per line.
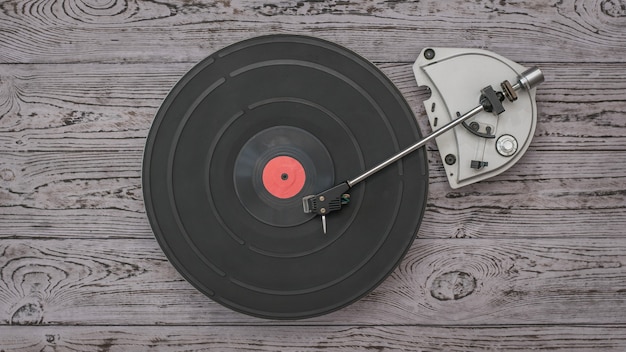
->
[0, 207, 152, 239]
[2, 325, 626, 351]
[0, 0, 622, 346]
[1, 148, 624, 240]
[0, 0, 624, 64]
[0, 151, 143, 212]
[0, 62, 624, 152]
[1, 237, 626, 325]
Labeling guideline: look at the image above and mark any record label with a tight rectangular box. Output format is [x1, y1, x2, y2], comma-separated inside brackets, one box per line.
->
[262, 156, 306, 199]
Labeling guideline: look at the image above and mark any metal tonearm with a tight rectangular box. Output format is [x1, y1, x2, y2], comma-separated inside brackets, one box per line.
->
[302, 66, 544, 234]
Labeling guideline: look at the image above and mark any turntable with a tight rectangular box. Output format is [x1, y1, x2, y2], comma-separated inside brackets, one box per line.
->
[142, 35, 544, 319]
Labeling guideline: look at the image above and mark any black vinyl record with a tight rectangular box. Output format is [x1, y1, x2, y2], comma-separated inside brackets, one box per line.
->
[143, 35, 428, 319]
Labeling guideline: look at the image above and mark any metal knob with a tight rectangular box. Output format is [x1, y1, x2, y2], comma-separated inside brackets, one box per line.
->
[512, 66, 544, 91]
[496, 135, 518, 157]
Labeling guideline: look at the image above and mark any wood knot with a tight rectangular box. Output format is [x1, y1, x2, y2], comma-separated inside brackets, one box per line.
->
[601, 0, 626, 17]
[0, 168, 15, 181]
[10, 302, 44, 325]
[430, 271, 476, 301]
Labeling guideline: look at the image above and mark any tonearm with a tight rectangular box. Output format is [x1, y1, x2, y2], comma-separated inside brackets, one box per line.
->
[303, 48, 545, 233]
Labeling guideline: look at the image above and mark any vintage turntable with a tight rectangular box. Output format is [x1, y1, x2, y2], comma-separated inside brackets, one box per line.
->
[142, 35, 543, 319]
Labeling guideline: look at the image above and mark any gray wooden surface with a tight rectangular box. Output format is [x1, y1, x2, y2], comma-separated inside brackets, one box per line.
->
[1, 0, 625, 350]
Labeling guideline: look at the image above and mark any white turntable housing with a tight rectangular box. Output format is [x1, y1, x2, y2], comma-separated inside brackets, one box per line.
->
[413, 48, 541, 188]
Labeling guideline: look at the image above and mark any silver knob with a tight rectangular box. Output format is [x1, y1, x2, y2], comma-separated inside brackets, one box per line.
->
[496, 135, 518, 157]
[512, 66, 545, 92]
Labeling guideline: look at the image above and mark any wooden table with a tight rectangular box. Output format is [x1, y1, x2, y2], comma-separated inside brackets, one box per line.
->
[1, 0, 625, 350]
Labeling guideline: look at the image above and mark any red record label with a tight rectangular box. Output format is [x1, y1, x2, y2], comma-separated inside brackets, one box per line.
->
[262, 156, 306, 199]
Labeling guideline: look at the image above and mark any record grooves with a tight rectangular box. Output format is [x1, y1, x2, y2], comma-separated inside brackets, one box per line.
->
[143, 35, 428, 319]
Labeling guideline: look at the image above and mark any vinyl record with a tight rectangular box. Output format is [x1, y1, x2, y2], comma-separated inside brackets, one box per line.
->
[143, 35, 428, 319]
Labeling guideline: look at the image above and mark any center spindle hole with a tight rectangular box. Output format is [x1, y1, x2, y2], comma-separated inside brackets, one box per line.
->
[281, 173, 289, 180]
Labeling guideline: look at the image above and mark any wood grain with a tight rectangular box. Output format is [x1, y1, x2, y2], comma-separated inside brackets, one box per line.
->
[2, 325, 626, 351]
[0, 62, 624, 152]
[0, 0, 624, 64]
[1, 0, 625, 348]
[1, 238, 626, 325]
[1, 148, 624, 240]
